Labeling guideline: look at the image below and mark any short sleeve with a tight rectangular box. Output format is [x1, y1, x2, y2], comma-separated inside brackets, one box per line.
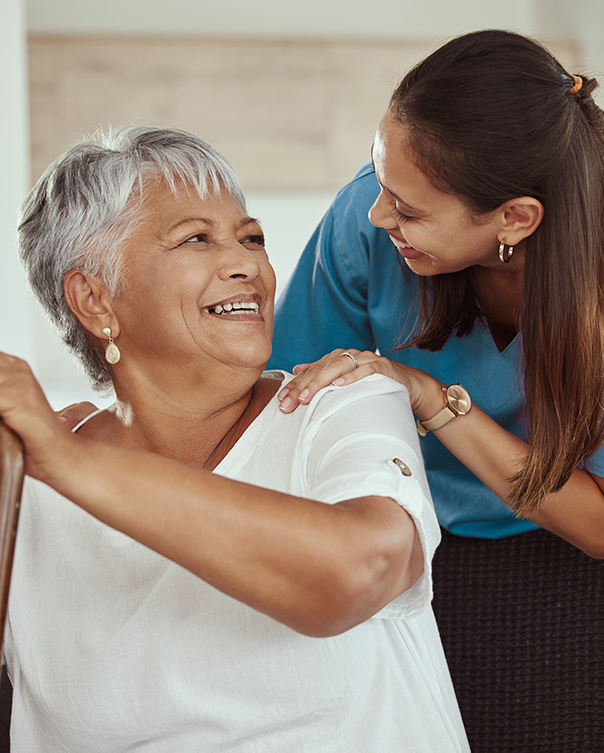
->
[291, 375, 441, 621]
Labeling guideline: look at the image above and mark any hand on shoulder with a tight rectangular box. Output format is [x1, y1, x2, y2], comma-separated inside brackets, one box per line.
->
[277, 349, 436, 415]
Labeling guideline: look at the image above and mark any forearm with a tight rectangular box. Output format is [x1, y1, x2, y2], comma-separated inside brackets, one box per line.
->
[425, 392, 604, 557]
[47, 436, 421, 636]
[0, 354, 423, 635]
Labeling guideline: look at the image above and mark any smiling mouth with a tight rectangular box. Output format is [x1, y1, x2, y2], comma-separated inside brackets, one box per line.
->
[388, 233, 411, 249]
[202, 301, 260, 315]
[389, 236, 424, 260]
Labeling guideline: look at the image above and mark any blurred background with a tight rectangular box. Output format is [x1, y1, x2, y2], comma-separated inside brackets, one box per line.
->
[2, 0, 603, 408]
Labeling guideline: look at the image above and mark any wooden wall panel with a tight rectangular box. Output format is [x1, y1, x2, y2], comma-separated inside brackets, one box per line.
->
[28, 34, 580, 190]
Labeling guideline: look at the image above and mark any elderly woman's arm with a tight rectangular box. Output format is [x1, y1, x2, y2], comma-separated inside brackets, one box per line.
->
[0, 354, 423, 638]
[54, 445, 421, 637]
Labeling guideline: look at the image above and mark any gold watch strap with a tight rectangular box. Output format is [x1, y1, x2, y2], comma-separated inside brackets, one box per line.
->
[417, 384, 472, 437]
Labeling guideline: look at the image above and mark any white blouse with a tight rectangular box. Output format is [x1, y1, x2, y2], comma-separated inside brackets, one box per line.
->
[5, 374, 469, 751]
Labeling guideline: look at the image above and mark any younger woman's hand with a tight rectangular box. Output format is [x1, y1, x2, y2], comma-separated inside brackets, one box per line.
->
[277, 349, 433, 414]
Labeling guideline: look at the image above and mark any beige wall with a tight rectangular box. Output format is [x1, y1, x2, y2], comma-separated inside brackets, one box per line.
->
[29, 35, 433, 190]
[28, 34, 581, 191]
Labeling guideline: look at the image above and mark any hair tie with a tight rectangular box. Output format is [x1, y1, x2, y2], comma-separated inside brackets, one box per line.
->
[569, 75, 583, 94]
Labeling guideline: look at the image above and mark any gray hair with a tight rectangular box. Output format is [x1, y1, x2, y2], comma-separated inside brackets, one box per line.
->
[18, 124, 247, 391]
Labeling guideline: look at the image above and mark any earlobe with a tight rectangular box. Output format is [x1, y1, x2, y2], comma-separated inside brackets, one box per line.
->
[500, 197, 544, 245]
[63, 270, 119, 339]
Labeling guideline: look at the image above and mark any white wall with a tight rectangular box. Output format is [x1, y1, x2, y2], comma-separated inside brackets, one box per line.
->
[26, 0, 535, 39]
[535, 0, 604, 84]
[0, 0, 36, 364]
[24, 0, 604, 84]
[25, 0, 604, 98]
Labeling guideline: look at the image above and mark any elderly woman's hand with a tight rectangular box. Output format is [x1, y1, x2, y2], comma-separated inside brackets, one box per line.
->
[277, 348, 440, 418]
[0, 352, 77, 482]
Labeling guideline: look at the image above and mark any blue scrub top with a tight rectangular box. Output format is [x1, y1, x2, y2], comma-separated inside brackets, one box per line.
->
[268, 163, 604, 538]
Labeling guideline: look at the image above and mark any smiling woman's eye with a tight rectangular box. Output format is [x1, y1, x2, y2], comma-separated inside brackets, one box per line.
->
[182, 233, 209, 244]
[392, 206, 415, 223]
[242, 234, 266, 249]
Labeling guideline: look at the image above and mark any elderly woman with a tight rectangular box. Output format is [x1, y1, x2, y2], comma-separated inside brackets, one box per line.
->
[0, 126, 468, 751]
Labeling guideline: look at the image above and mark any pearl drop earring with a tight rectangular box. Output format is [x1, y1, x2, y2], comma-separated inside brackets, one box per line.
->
[102, 327, 121, 365]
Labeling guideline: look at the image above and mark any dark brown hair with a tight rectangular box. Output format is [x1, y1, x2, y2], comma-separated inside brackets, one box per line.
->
[389, 29, 604, 514]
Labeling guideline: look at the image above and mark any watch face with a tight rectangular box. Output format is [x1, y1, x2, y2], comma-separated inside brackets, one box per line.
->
[447, 384, 472, 415]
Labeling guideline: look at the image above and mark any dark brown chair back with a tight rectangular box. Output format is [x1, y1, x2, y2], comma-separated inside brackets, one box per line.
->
[0, 421, 24, 655]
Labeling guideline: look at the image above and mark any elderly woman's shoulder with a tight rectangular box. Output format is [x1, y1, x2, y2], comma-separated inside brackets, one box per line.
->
[300, 373, 412, 426]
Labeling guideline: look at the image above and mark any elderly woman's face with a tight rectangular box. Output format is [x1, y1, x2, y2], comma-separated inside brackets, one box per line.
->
[110, 178, 276, 380]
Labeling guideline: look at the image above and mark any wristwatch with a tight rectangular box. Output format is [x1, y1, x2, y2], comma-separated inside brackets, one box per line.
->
[417, 384, 472, 437]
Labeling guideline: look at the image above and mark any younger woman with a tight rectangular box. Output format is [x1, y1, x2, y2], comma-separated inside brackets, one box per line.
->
[271, 29, 604, 752]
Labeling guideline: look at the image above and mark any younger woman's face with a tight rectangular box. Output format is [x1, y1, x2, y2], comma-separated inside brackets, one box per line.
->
[369, 116, 503, 276]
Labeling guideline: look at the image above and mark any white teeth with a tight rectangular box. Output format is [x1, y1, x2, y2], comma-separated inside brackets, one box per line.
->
[205, 300, 261, 314]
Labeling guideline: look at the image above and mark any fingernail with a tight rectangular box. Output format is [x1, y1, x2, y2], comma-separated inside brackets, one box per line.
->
[59, 415, 69, 424]
[279, 397, 292, 411]
[298, 388, 310, 402]
[277, 388, 289, 402]
[332, 378, 346, 386]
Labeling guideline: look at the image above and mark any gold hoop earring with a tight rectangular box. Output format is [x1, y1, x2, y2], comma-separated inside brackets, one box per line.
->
[498, 239, 514, 264]
[102, 327, 121, 365]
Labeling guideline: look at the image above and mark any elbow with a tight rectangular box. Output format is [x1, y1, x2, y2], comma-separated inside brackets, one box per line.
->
[282, 518, 424, 638]
[292, 553, 415, 638]
[558, 526, 604, 560]
[577, 541, 604, 560]
[283, 583, 370, 639]
[550, 530, 604, 560]
[291, 590, 375, 639]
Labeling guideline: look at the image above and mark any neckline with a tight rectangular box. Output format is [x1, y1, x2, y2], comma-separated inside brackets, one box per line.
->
[72, 408, 105, 434]
[212, 370, 291, 473]
[69, 370, 290, 458]
[477, 319, 520, 356]
[203, 371, 286, 471]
